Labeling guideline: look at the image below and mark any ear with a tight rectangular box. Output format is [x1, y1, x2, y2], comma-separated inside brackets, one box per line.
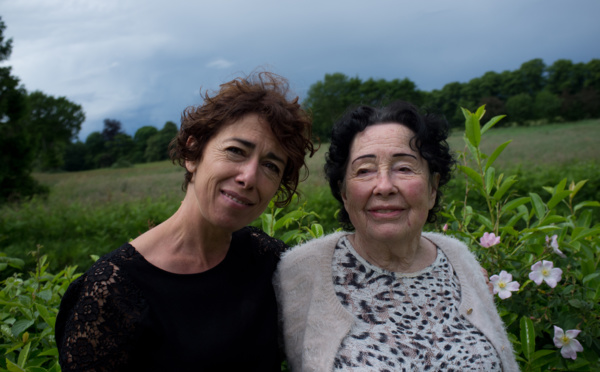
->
[428, 172, 440, 209]
[339, 180, 348, 204]
[184, 136, 198, 173]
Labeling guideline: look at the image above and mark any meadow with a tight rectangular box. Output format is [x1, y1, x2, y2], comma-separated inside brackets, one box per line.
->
[1, 116, 599, 371]
[1, 119, 599, 273]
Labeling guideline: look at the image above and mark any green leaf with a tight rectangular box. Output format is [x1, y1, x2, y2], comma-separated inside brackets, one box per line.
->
[481, 114, 506, 134]
[528, 192, 546, 220]
[261, 213, 274, 236]
[17, 342, 31, 368]
[458, 165, 483, 186]
[310, 224, 324, 238]
[11, 320, 34, 338]
[273, 209, 305, 231]
[520, 316, 535, 361]
[547, 190, 571, 210]
[35, 303, 55, 328]
[484, 167, 495, 196]
[462, 108, 481, 148]
[493, 175, 517, 201]
[501, 197, 531, 213]
[6, 359, 26, 372]
[574, 200, 600, 211]
[583, 272, 600, 286]
[485, 140, 511, 170]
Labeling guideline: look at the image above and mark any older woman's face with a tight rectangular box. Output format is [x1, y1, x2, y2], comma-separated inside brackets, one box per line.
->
[185, 113, 287, 233]
[341, 123, 438, 244]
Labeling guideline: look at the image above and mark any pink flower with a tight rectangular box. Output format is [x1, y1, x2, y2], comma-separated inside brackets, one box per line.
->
[443, 223, 449, 232]
[489, 270, 520, 299]
[553, 326, 583, 360]
[480, 232, 500, 248]
[546, 234, 566, 258]
[529, 260, 563, 288]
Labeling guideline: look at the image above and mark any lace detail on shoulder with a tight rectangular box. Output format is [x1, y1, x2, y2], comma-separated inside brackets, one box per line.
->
[243, 226, 288, 258]
[57, 245, 146, 372]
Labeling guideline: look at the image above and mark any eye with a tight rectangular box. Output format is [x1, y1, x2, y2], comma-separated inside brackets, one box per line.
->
[263, 162, 281, 175]
[226, 146, 245, 156]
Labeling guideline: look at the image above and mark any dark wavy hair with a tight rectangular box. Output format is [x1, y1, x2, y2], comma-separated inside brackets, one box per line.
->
[169, 71, 315, 207]
[324, 100, 455, 230]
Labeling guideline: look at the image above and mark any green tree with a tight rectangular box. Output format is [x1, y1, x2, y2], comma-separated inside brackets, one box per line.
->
[0, 16, 47, 202]
[302, 73, 361, 140]
[505, 93, 533, 124]
[518, 58, 546, 95]
[63, 140, 89, 171]
[26, 91, 85, 170]
[144, 121, 178, 162]
[132, 125, 158, 163]
[533, 90, 561, 122]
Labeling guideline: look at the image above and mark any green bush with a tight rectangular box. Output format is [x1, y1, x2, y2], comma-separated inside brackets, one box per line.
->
[0, 247, 79, 371]
[442, 106, 599, 370]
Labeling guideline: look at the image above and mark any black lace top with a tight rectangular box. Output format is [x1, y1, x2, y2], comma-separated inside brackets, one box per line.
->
[55, 226, 287, 372]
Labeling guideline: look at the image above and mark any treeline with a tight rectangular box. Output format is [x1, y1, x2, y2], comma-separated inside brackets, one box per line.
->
[1, 18, 85, 202]
[304, 58, 600, 139]
[62, 119, 178, 172]
[0, 16, 179, 202]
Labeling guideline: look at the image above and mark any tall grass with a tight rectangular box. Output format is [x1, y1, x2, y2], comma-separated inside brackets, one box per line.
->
[1, 120, 598, 274]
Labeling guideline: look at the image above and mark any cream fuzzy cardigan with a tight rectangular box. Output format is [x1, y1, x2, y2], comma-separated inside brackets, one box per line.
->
[274, 231, 519, 372]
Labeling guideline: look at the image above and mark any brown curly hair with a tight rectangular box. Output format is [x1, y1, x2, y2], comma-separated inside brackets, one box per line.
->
[169, 71, 315, 207]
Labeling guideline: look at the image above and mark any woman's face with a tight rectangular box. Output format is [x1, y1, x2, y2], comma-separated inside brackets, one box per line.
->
[185, 113, 287, 233]
[341, 123, 438, 244]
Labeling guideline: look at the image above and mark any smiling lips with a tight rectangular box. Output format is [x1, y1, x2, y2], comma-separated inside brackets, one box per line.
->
[368, 206, 405, 216]
[221, 190, 255, 206]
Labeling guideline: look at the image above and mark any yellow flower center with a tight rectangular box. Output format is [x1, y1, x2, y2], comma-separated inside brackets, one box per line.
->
[561, 335, 570, 344]
[498, 281, 506, 289]
[542, 268, 550, 276]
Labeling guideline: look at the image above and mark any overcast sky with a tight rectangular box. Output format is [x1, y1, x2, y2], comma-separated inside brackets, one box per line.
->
[2, 0, 599, 140]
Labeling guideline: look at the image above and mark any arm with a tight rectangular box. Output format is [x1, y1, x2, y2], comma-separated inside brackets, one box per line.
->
[55, 260, 144, 372]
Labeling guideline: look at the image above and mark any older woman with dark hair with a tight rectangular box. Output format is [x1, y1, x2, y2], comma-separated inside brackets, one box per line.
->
[275, 101, 518, 371]
[56, 72, 314, 371]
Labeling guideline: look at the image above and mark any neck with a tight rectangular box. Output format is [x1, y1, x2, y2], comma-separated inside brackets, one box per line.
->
[349, 233, 435, 273]
[131, 194, 233, 274]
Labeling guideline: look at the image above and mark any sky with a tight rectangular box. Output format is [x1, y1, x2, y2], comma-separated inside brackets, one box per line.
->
[2, 0, 599, 140]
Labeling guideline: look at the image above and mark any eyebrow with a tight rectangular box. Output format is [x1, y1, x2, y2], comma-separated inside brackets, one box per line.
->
[351, 152, 417, 165]
[231, 138, 286, 164]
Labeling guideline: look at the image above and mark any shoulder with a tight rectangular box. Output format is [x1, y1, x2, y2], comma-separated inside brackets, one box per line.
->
[423, 232, 475, 259]
[234, 226, 288, 259]
[58, 244, 145, 325]
[279, 231, 348, 270]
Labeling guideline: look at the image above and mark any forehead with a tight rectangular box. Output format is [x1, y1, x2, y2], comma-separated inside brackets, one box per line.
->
[213, 114, 286, 155]
[350, 123, 415, 155]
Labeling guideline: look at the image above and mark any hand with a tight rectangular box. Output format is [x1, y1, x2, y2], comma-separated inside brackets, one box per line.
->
[481, 267, 493, 294]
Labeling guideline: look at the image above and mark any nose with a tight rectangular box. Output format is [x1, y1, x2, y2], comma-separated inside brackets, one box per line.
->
[235, 159, 258, 189]
[373, 171, 397, 196]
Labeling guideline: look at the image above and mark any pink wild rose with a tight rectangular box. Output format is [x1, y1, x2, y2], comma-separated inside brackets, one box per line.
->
[529, 260, 563, 288]
[480, 232, 501, 248]
[553, 326, 583, 360]
[489, 270, 520, 299]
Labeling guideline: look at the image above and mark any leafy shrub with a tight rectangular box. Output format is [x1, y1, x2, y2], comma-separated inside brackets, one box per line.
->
[0, 247, 80, 371]
[442, 106, 600, 370]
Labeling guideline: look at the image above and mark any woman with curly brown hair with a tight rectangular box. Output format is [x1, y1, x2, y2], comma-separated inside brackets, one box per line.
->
[56, 72, 314, 371]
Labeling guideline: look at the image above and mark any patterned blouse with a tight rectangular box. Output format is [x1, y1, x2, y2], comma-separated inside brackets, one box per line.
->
[332, 236, 502, 371]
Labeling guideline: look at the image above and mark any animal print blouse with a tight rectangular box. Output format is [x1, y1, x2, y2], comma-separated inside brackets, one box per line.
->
[332, 236, 502, 371]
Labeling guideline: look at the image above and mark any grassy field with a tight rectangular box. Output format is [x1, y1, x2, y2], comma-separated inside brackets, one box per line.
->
[1, 119, 599, 272]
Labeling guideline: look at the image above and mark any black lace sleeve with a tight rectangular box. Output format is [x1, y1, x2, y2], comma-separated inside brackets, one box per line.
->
[244, 226, 289, 259]
[55, 257, 146, 372]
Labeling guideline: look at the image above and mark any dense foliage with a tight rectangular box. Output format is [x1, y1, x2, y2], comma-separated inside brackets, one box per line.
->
[442, 106, 599, 370]
[1, 108, 598, 371]
[304, 58, 600, 139]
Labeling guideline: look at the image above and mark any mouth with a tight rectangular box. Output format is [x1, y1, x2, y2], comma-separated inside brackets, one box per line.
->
[368, 207, 404, 217]
[221, 190, 255, 206]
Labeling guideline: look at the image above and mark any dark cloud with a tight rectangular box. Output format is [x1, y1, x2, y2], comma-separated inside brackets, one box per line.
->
[2, 0, 599, 139]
